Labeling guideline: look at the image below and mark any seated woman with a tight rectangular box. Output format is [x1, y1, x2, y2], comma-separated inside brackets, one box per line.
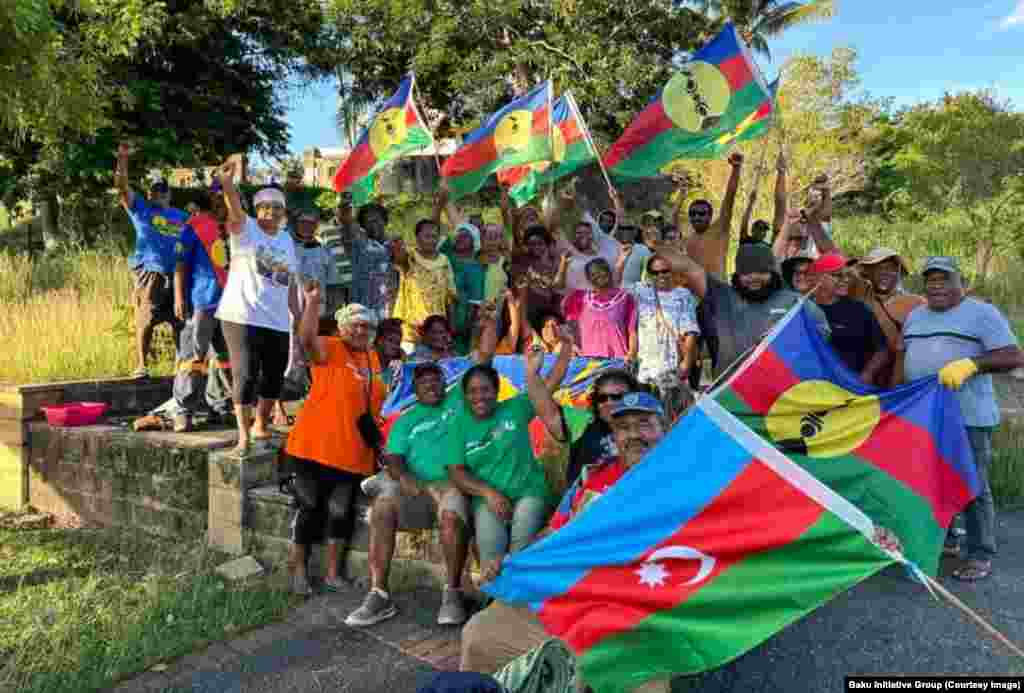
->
[283, 290, 387, 595]
[446, 329, 575, 578]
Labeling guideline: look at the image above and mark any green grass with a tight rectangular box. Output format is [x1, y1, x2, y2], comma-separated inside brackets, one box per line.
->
[992, 424, 1024, 510]
[0, 518, 297, 693]
[0, 247, 175, 384]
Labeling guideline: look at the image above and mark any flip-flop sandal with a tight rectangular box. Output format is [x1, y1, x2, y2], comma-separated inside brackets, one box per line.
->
[952, 560, 991, 582]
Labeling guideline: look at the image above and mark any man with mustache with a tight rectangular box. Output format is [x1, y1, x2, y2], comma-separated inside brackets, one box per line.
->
[671, 152, 743, 278]
[461, 392, 674, 692]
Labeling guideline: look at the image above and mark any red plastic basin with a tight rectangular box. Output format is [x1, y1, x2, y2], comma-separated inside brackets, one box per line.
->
[42, 402, 109, 427]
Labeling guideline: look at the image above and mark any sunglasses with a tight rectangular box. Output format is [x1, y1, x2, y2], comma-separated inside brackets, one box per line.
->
[593, 391, 626, 404]
[788, 236, 808, 243]
[648, 268, 672, 276]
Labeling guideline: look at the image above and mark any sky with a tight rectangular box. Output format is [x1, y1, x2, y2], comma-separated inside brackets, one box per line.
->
[280, 1, 1024, 157]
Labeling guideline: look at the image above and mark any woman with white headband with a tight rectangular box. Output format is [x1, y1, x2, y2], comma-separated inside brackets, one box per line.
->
[284, 295, 386, 595]
[215, 159, 298, 456]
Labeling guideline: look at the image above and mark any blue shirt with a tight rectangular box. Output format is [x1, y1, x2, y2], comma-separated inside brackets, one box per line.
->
[126, 193, 189, 274]
[176, 224, 225, 312]
[903, 298, 1018, 427]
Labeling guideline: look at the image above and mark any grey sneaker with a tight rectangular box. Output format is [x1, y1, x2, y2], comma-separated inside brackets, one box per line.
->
[436, 587, 467, 626]
[345, 588, 397, 626]
[172, 413, 192, 433]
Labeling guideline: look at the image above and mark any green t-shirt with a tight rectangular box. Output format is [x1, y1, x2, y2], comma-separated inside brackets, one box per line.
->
[447, 393, 551, 502]
[385, 387, 465, 483]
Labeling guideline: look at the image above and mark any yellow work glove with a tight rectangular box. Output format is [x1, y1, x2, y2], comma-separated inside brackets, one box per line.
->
[938, 358, 978, 391]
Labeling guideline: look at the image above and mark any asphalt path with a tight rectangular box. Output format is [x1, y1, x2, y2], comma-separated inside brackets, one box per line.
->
[110, 510, 1024, 693]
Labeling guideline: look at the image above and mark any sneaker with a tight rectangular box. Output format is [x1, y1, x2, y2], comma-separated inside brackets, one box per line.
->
[290, 573, 312, 597]
[172, 413, 192, 433]
[360, 472, 385, 497]
[436, 587, 467, 626]
[345, 588, 397, 627]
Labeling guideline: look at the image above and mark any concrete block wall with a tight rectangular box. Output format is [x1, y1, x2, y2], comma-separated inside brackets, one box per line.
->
[26, 423, 215, 538]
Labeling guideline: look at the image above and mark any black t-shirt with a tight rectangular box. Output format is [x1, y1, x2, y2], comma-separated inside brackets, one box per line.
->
[567, 419, 618, 487]
[818, 298, 886, 374]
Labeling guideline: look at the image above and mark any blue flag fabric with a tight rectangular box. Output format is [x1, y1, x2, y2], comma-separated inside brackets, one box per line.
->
[381, 355, 625, 418]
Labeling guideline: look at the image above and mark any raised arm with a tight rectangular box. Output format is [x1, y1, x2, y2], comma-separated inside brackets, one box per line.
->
[772, 153, 788, 241]
[474, 300, 500, 365]
[299, 280, 328, 364]
[654, 244, 708, 301]
[738, 185, 758, 243]
[525, 340, 568, 443]
[218, 159, 245, 235]
[114, 143, 134, 209]
[542, 324, 575, 392]
[804, 176, 837, 254]
[715, 152, 743, 238]
[671, 172, 691, 238]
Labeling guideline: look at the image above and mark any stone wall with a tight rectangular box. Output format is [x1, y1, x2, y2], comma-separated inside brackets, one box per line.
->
[0, 377, 174, 511]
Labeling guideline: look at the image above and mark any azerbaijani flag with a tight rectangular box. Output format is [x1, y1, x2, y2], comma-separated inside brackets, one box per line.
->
[711, 302, 979, 577]
[486, 395, 900, 691]
[604, 23, 773, 179]
[332, 74, 433, 206]
[441, 81, 553, 201]
[498, 92, 598, 207]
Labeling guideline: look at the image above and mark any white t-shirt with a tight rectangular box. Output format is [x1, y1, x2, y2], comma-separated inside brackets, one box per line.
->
[216, 216, 297, 333]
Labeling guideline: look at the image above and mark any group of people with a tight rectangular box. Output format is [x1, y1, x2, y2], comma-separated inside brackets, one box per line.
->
[116, 143, 1022, 693]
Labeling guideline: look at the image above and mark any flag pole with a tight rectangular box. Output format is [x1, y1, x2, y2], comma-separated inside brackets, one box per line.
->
[411, 74, 445, 179]
[569, 91, 614, 194]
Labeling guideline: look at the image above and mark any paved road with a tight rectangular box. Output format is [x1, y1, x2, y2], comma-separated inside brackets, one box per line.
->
[110, 510, 1024, 693]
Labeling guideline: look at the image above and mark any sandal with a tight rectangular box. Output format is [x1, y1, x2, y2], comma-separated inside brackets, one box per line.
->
[952, 559, 992, 582]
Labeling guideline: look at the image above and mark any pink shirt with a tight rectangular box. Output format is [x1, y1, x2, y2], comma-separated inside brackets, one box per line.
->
[562, 289, 636, 358]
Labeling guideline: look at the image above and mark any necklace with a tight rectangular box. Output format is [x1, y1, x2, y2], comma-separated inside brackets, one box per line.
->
[585, 289, 628, 312]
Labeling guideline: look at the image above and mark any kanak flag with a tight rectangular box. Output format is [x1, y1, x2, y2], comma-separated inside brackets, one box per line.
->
[441, 81, 553, 201]
[497, 92, 597, 207]
[604, 23, 773, 179]
[332, 74, 433, 206]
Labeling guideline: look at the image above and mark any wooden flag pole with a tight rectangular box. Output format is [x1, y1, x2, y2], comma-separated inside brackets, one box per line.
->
[568, 91, 614, 194]
[918, 571, 1024, 659]
[411, 75, 445, 177]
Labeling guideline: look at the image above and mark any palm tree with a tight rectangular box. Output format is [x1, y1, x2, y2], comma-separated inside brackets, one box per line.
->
[335, 68, 374, 149]
[686, 1, 836, 61]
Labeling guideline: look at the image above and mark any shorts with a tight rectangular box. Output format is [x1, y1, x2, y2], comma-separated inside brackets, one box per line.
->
[370, 472, 470, 525]
[133, 269, 177, 328]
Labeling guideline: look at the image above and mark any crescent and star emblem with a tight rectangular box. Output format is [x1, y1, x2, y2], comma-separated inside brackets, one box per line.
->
[635, 546, 716, 588]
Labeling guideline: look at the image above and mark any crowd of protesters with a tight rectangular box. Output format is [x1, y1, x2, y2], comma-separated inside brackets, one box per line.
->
[117, 144, 1022, 692]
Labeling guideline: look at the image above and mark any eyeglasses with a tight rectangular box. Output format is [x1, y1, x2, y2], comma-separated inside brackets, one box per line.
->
[593, 391, 626, 404]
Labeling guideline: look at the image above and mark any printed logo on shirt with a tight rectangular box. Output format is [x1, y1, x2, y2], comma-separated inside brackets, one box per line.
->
[254, 245, 292, 287]
[151, 214, 184, 238]
[465, 420, 518, 457]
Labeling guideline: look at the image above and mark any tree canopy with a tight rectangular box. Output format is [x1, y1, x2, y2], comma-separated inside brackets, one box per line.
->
[324, 0, 715, 142]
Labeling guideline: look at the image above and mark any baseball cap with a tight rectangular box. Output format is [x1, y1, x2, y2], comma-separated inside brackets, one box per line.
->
[641, 210, 664, 221]
[859, 247, 910, 275]
[610, 392, 665, 418]
[921, 256, 960, 277]
[150, 180, 170, 194]
[808, 252, 848, 274]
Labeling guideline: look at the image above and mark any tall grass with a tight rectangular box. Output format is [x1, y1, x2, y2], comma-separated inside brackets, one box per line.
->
[0, 248, 175, 385]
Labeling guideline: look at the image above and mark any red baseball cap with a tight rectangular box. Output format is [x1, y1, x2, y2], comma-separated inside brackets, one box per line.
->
[809, 252, 848, 274]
